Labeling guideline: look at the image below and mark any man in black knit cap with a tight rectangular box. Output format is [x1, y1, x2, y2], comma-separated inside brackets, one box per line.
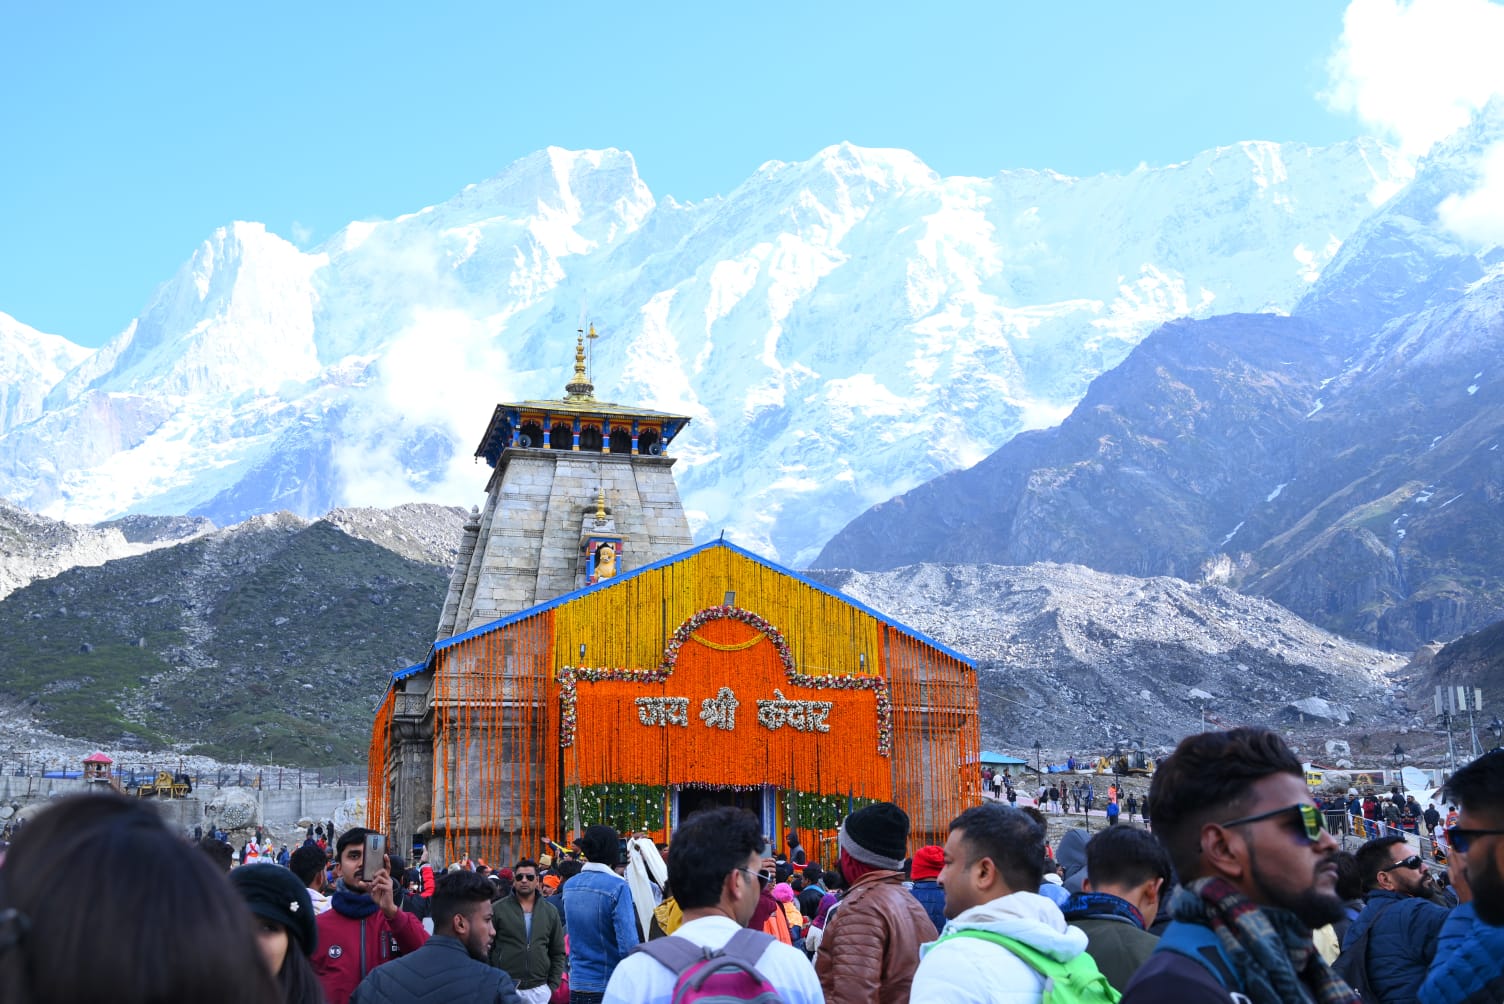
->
[815, 800, 937, 1003]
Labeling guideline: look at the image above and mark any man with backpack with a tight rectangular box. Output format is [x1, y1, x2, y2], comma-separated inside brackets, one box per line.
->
[1422, 802, 1442, 840]
[601, 806, 822, 1004]
[1337, 835, 1447, 1002]
[1120, 727, 1356, 1004]
[910, 803, 1116, 1003]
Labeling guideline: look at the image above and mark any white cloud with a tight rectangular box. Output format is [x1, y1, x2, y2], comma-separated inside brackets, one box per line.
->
[1439, 141, 1504, 240]
[332, 307, 516, 509]
[1325, 0, 1504, 155]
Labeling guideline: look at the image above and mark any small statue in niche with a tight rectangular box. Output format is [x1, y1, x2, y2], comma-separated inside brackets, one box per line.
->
[595, 542, 618, 580]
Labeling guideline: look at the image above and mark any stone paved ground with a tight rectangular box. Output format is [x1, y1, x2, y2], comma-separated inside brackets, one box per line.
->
[973, 769, 1156, 848]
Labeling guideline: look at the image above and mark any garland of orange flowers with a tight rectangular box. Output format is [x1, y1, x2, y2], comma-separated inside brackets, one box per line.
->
[367, 688, 395, 833]
[428, 612, 560, 866]
[560, 606, 892, 754]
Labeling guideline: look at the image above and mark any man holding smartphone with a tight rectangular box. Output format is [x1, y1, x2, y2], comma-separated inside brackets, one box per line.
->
[314, 827, 430, 1004]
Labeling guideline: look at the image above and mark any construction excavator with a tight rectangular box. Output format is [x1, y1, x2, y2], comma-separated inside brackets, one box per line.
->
[135, 770, 193, 798]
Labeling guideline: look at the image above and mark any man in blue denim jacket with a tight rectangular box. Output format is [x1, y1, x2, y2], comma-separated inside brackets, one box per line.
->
[562, 825, 639, 1003]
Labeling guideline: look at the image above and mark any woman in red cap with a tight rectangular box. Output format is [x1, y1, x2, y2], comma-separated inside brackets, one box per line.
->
[909, 845, 948, 934]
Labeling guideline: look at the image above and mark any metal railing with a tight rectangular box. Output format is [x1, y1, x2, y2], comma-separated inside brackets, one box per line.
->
[3, 762, 367, 791]
[1339, 811, 1450, 865]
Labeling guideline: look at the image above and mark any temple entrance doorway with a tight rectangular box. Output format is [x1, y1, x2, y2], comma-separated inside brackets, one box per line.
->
[673, 785, 770, 835]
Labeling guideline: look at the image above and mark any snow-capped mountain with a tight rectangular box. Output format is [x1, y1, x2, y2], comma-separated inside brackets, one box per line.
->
[0, 140, 1410, 564]
[816, 106, 1504, 649]
[0, 312, 92, 434]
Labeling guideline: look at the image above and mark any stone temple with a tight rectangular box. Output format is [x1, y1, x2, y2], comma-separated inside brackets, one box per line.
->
[436, 328, 695, 634]
[371, 329, 980, 865]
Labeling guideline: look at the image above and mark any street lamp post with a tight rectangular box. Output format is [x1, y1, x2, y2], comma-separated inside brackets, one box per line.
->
[1033, 740, 1042, 774]
[1391, 744, 1406, 798]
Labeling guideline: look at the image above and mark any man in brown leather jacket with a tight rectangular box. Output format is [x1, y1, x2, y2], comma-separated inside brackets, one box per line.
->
[815, 801, 938, 1003]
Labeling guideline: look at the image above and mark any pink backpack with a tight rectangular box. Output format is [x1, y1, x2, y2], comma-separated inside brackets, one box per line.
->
[633, 928, 784, 1003]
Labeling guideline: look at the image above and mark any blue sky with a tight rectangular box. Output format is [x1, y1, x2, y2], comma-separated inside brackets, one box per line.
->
[0, 2, 1381, 347]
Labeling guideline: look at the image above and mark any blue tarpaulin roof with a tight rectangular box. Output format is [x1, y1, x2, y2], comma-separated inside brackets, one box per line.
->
[979, 751, 1029, 766]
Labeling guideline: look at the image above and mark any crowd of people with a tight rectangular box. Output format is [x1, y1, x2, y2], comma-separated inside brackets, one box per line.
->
[1, 727, 1501, 1003]
[980, 766, 1142, 825]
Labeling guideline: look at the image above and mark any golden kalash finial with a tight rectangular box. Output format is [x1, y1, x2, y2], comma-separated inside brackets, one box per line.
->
[564, 324, 597, 401]
[594, 485, 608, 525]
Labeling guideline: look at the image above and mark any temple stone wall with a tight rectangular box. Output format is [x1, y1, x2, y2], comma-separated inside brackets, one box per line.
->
[388, 376, 696, 862]
[436, 511, 482, 640]
[458, 451, 691, 632]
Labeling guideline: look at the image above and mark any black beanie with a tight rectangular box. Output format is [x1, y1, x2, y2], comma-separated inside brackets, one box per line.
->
[231, 864, 318, 958]
[839, 801, 910, 870]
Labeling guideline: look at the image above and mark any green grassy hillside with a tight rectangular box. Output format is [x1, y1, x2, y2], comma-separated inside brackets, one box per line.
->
[0, 515, 447, 763]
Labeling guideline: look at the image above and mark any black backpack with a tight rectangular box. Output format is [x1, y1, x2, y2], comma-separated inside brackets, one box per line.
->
[1332, 900, 1398, 1001]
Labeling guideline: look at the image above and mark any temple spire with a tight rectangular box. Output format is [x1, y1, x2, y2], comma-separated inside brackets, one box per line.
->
[565, 324, 598, 401]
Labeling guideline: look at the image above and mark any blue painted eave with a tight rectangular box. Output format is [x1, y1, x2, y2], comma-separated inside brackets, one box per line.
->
[388, 538, 975, 691]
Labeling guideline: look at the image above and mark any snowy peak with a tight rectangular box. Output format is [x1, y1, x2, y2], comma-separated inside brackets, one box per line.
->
[390, 146, 656, 247]
[1, 138, 1414, 563]
[764, 142, 941, 194]
[0, 312, 92, 434]
[730, 143, 939, 247]
[52, 222, 326, 402]
[1296, 107, 1504, 327]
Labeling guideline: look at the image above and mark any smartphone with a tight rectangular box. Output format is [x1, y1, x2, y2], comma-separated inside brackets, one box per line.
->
[361, 832, 387, 882]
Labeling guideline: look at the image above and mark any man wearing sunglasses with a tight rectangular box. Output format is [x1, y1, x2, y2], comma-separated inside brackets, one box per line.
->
[1341, 836, 1446, 1003]
[1418, 749, 1504, 1004]
[1121, 727, 1356, 1004]
[490, 859, 566, 1004]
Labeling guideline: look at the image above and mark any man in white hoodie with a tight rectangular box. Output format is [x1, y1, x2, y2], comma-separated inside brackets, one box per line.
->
[910, 803, 1115, 1004]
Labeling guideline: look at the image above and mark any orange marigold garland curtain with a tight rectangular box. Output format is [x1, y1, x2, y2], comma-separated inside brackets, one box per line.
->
[368, 689, 395, 833]
[429, 610, 560, 865]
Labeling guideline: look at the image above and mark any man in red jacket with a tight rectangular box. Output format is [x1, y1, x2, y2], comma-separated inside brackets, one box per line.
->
[313, 827, 429, 1004]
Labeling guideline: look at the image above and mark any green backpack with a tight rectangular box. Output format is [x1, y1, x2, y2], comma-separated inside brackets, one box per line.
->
[935, 929, 1122, 1004]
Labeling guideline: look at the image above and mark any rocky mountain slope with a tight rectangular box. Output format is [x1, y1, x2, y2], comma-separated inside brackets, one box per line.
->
[0, 140, 1407, 565]
[807, 563, 1406, 750]
[1423, 617, 1504, 707]
[817, 109, 1504, 651]
[0, 509, 461, 764]
[0, 493, 1408, 765]
[0, 499, 213, 600]
[321, 503, 468, 567]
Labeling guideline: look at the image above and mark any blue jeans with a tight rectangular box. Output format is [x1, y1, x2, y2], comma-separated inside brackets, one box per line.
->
[570, 993, 605, 1004]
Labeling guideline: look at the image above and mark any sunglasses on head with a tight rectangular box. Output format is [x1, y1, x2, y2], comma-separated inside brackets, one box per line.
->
[1447, 826, 1504, 853]
[1380, 855, 1424, 873]
[1218, 803, 1327, 842]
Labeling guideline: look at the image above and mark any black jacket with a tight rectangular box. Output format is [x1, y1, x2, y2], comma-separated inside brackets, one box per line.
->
[797, 883, 825, 925]
[1121, 947, 1237, 1004]
[351, 935, 522, 1004]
